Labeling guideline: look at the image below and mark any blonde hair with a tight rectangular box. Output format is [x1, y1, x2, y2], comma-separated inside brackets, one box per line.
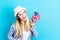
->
[15, 13, 30, 37]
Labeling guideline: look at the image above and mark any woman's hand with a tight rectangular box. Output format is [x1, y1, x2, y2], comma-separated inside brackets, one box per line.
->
[30, 21, 35, 27]
[17, 38, 20, 40]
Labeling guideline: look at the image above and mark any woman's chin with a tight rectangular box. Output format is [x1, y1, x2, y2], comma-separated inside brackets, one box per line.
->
[22, 19, 27, 22]
[24, 19, 27, 21]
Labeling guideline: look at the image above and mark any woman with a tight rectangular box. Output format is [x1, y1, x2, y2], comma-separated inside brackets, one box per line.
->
[8, 6, 38, 40]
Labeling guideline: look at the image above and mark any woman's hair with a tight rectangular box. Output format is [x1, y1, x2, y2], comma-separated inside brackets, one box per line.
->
[15, 11, 30, 37]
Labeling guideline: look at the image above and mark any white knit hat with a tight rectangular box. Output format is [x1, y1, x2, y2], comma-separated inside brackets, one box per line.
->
[14, 6, 26, 17]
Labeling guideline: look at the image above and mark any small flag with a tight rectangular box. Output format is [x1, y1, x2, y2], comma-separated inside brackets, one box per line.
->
[32, 12, 40, 23]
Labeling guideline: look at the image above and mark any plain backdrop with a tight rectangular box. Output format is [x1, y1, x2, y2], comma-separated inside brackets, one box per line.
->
[0, 0, 60, 40]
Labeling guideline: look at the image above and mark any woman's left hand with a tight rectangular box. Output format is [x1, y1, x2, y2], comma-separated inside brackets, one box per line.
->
[30, 21, 35, 27]
[17, 38, 20, 40]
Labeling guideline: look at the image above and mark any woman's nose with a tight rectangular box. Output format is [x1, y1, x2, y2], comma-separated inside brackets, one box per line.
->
[22, 14, 25, 17]
[23, 14, 25, 16]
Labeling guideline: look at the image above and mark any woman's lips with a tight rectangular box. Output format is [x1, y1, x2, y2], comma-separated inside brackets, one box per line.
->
[23, 16, 26, 19]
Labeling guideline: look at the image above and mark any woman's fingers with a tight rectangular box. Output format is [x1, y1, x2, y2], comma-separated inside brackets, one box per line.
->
[30, 21, 35, 27]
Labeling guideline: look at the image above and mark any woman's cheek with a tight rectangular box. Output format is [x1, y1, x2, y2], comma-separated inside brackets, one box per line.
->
[19, 16, 23, 20]
[21, 17, 23, 20]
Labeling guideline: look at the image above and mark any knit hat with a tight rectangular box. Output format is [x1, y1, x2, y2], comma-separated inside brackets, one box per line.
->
[14, 6, 26, 17]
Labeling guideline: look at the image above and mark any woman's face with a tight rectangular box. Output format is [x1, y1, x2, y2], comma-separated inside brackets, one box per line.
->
[18, 9, 27, 21]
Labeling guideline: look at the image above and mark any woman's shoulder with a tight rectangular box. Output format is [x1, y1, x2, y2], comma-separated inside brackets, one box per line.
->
[10, 23, 16, 29]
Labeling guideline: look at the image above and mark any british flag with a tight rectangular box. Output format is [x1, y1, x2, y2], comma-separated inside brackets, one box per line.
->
[32, 12, 40, 23]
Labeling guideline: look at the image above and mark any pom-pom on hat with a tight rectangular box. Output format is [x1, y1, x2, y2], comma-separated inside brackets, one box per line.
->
[14, 6, 26, 17]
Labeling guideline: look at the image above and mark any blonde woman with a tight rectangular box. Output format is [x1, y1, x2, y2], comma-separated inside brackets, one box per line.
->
[8, 6, 38, 40]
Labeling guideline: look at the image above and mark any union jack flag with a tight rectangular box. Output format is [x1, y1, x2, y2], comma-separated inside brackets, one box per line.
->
[32, 12, 40, 23]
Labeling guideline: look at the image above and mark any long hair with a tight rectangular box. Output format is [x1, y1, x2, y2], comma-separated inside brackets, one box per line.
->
[15, 13, 30, 37]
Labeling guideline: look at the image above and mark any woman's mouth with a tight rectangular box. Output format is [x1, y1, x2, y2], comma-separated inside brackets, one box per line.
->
[23, 16, 26, 19]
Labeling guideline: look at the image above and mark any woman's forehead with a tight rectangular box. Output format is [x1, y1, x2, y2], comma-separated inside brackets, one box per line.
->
[19, 9, 25, 14]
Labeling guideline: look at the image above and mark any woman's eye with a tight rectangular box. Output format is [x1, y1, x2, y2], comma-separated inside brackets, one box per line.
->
[19, 14, 22, 16]
[23, 12, 25, 14]
[25, 11, 26, 13]
[23, 12, 24, 14]
[23, 11, 26, 14]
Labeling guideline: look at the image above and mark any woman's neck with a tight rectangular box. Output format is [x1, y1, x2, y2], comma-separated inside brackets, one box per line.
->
[21, 21, 25, 26]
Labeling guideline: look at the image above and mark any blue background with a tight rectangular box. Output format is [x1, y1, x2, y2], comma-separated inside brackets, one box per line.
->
[0, 0, 60, 40]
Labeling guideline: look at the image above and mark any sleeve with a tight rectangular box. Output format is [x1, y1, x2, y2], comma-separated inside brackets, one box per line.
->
[8, 24, 16, 40]
[30, 26, 38, 38]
